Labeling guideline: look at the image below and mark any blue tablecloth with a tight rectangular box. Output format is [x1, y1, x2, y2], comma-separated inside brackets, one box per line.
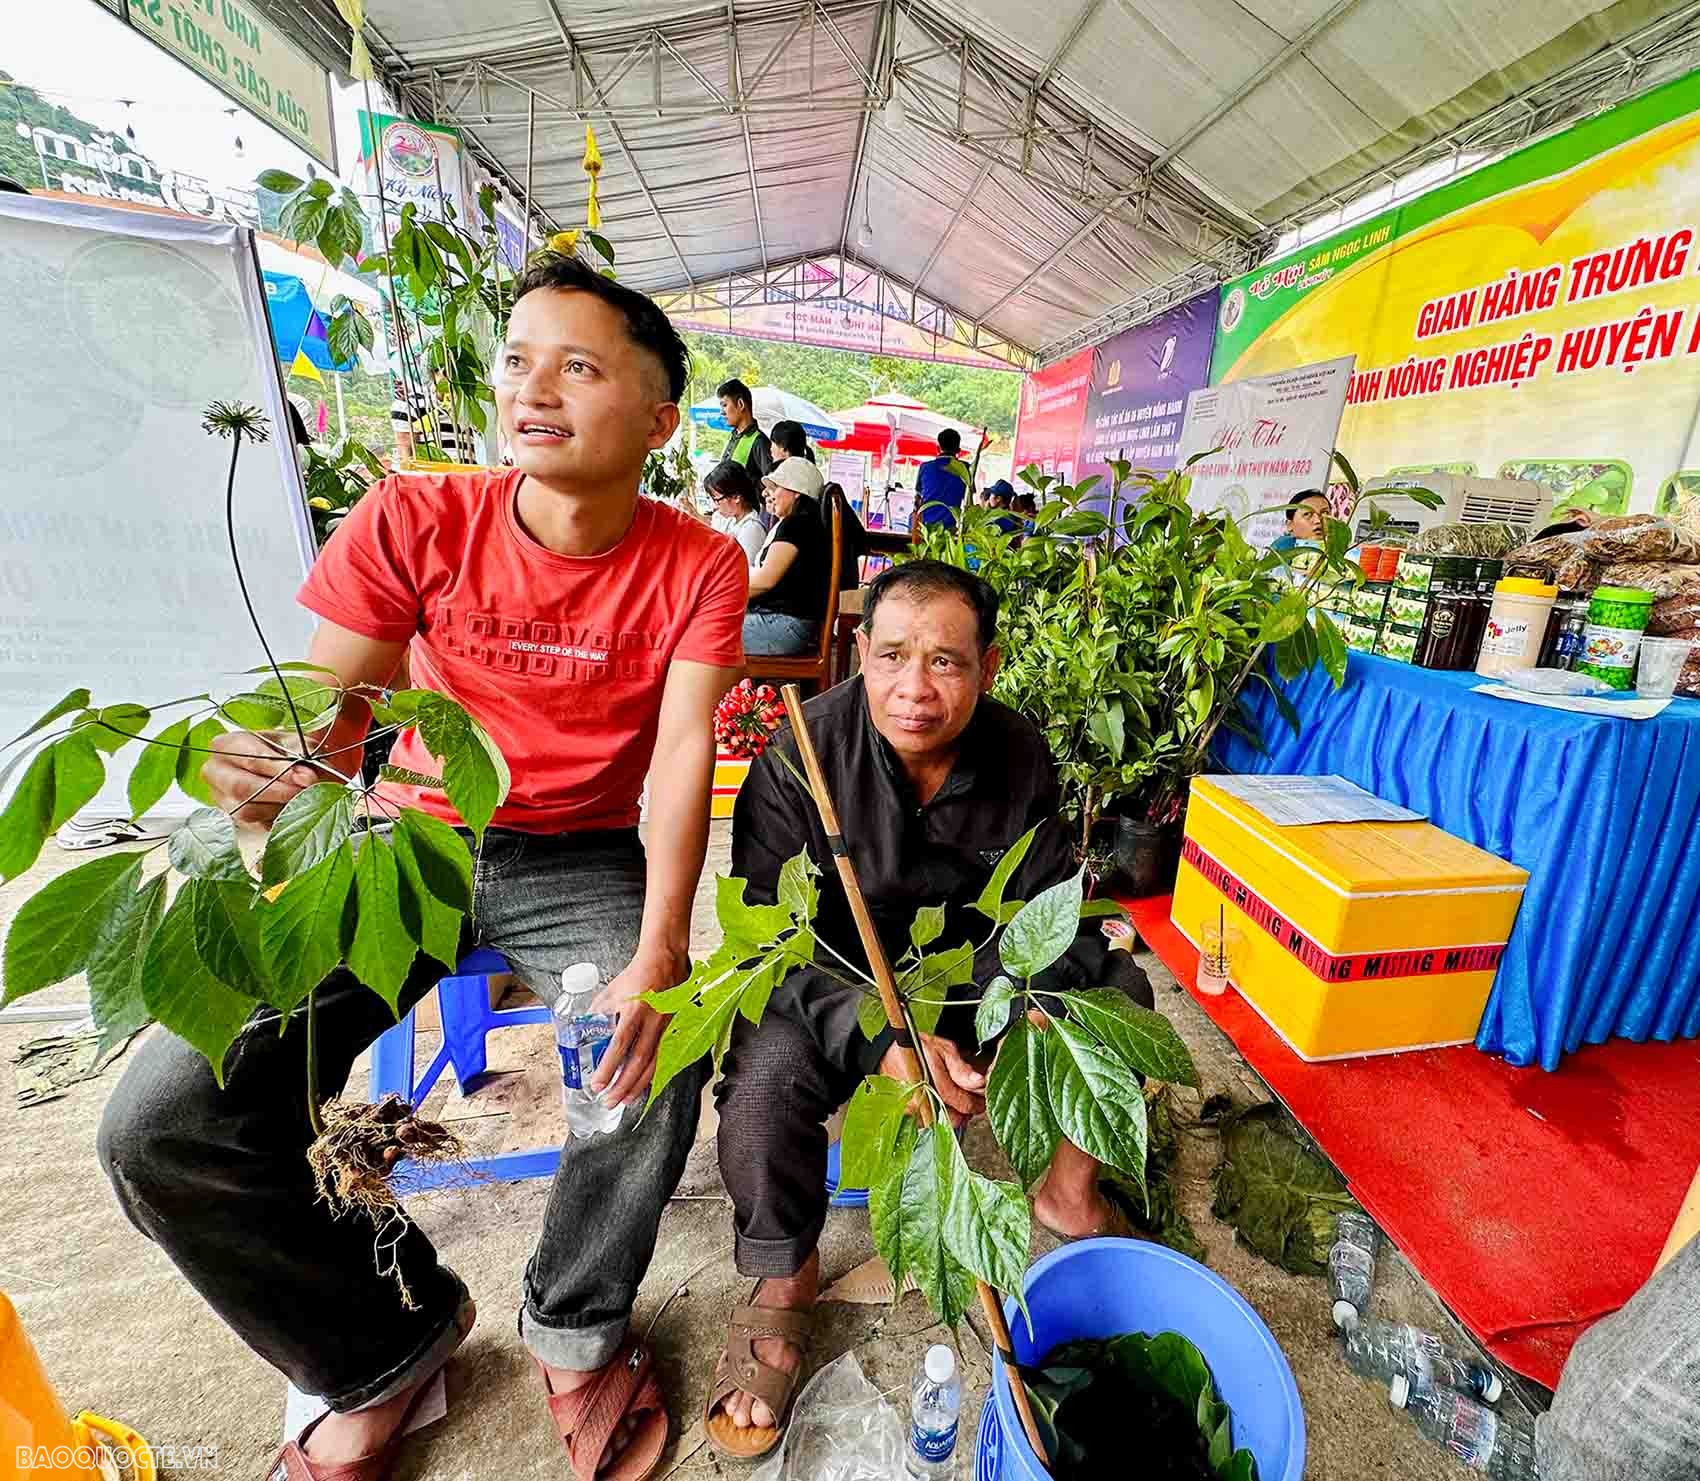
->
[1217, 653, 1700, 1069]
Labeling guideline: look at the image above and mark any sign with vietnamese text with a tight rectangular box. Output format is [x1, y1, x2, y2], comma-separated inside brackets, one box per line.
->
[1011, 348, 1093, 487]
[1178, 356, 1354, 545]
[124, 0, 336, 170]
[1211, 69, 1700, 515]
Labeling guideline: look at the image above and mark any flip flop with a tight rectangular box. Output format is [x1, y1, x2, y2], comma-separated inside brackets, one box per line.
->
[703, 1284, 814, 1461]
[1038, 1197, 1138, 1243]
[263, 1295, 474, 1481]
[536, 1336, 668, 1481]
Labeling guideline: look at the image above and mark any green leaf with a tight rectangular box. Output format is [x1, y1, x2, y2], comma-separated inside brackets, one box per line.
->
[168, 808, 250, 881]
[1078, 900, 1128, 920]
[258, 168, 304, 192]
[261, 784, 354, 888]
[143, 888, 256, 1085]
[909, 903, 946, 950]
[192, 877, 270, 998]
[858, 991, 892, 1040]
[838, 1075, 914, 1189]
[734, 954, 786, 1026]
[644, 971, 742, 1112]
[392, 820, 464, 970]
[1331, 448, 1361, 496]
[1323, 516, 1351, 563]
[87, 870, 166, 1052]
[585, 230, 616, 263]
[255, 674, 341, 731]
[1062, 988, 1198, 1086]
[975, 826, 1037, 922]
[976, 976, 1016, 1044]
[1257, 592, 1310, 645]
[941, 1136, 1032, 1317]
[175, 718, 225, 807]
[394, 810, 473, 913]
[218, 691, 292, 730]
[869, 1115, 919, 1293]
[1210, 1101, 1357, 1276]
[128, 715, 191, 818]
[0, 747, 56, 884]
[715, 874, 791, 951]
[896, 1127, 978, 1325]
[1000, 869, 1085, 979]
[259, 843, 354, 1013]
[1315, 610, 1349, 687]
[345, 835, 417, 1014]
[3, 688, 90, 750]
[76, 704, 151, 754]
[1045, 1019, 1150, 1187]
[986, 1019, 1060, 1187]
[777, 852, 819, 922]
[1, 853, 140, 1002]
[49, 733, 105, 830]
[415, 695, 509, 840]
[898, 940, 975, 1036]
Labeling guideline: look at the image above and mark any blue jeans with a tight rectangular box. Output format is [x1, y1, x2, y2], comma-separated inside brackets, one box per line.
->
[743, 610, 819, 655]
[97, 825, 707, 1409]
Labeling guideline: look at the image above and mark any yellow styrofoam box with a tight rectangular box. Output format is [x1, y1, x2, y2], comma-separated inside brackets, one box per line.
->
[711, 753, 752, 820]
[1171, 776, 1528, 1060]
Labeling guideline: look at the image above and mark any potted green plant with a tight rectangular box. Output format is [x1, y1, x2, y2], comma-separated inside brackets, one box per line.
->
[303, 434, 387, 544]
[0, 403, 509, 1238]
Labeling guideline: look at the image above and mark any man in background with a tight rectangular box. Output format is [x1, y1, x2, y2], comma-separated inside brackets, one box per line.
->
[915, 429, 971, 531]
[717, 378, 775, 484]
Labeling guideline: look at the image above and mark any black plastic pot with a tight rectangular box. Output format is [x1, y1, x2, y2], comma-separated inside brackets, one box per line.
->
[1090, 815, 1183, 898]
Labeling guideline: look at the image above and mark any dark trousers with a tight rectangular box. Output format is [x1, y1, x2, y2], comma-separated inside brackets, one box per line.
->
[714, 953, 1154, 1279]
[97, 826, 708, 1411]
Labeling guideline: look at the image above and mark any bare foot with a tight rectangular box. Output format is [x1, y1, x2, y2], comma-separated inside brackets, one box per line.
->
[716, 1251, 819, 1431]
[1033, 1170, 1120, 1238]
[304, 1297, 476, 1466]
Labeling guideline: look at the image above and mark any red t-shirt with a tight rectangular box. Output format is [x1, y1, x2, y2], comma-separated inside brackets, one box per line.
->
[299, 468, 747, 833]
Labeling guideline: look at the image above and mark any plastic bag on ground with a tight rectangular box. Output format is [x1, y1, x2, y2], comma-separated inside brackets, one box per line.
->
[750, 1350, 907, 1481]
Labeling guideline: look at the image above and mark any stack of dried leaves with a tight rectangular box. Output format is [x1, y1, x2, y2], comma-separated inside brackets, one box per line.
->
[1104, 1082, 1205, 1260]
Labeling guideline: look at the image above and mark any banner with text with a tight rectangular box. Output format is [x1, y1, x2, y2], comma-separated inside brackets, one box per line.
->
[1079, 289, 1220, 486]
[1012, 348, 1093, 487]
[1211, 69, 1700, 515]
[1178, 356, 1354, 546]
[125, 0, 335, 169]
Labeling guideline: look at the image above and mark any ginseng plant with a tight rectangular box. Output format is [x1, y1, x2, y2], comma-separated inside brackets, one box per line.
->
[0, 402, 510, 1283]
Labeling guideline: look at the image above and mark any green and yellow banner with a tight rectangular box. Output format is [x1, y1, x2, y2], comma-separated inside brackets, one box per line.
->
[1212, 70, 1700, 515]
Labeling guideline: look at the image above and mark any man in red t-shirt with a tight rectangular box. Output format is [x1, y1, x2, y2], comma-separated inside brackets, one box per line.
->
[98, 258, 747, 1481]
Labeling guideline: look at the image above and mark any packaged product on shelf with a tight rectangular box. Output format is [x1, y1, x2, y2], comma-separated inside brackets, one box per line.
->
[1575, 586, 1656, 690]
[1581, 515, 1700, 565]
[1609, 561, 1700, 601]
[1376, 622, 1422, 664]
[1407, 522, 1524, 558]
[1536, 592, 1590, 669]
[1388, 590, 1430, 627]
[1398, 553, 1439, 594]
[1476, 578, 1559, 678]
[1650, 589, 1700, 635]
[1345, 619, 1382, 653]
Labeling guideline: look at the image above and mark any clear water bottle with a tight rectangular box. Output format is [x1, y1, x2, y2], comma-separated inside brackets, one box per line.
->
[1328, 1209, 1381, 1329]
[1390, 1376, 1539, 1478]
[554, 963, 620, 1138]
[1344, 1316, 1503, 1403]
[906, 1344, 960, 1476]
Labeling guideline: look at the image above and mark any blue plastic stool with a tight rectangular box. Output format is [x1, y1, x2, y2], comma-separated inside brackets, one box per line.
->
[367, 948, 563, 1192]
[824, 1140, 869, 1209]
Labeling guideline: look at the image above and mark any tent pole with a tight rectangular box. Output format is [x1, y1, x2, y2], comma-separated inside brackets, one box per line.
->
[334, 372, 348, 442]
[524, 89, 536, 253]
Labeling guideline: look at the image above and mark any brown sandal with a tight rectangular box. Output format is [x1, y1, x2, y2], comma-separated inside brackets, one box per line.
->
[536, 1336, 668, 1481]
[263, 1297, 474, 1481]
[703, 1285, 814, 1461]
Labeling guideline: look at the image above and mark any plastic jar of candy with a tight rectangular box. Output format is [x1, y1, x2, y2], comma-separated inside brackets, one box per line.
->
[1575, 586, 1655, 690]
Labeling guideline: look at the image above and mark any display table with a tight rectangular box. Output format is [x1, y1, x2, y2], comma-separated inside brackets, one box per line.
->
[1217, 652, 1700, 1070]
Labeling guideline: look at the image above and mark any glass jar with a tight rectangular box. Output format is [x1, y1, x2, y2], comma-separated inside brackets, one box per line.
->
[1414, 559, 1475, 669]
[1537, 592, 1589, 669]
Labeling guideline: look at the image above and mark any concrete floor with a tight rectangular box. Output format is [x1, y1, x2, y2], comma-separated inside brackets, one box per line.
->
[0, 823, 1529, 1479]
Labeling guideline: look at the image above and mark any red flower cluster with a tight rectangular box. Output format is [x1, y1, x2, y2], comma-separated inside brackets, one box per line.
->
[714, 680, 786, 760]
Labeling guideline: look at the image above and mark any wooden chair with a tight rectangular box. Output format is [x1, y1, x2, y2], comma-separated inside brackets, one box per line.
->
[746, 496, 843, 694]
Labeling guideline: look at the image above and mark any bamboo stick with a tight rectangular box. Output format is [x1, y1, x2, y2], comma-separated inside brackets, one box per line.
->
[779, 684, 1051, 1469]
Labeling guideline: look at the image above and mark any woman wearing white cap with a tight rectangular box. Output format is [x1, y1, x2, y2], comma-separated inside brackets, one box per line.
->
[745, 457, 828, 655]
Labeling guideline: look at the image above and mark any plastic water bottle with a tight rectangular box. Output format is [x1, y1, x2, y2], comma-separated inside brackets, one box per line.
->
[1344, 1316, 1502, 1403]
[554, 963, 620, 1138]
[1328, 1209, 1381, 1329]
[1390, 1376, 1538, 1478]
[906, 1344, 960, 1476]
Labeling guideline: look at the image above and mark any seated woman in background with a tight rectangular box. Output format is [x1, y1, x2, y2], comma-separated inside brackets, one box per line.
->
[703, 461, 768, 567]
[1269, 489, 1331, 551]
[745, 458, 829, 655]
[769, 418, 817, 465]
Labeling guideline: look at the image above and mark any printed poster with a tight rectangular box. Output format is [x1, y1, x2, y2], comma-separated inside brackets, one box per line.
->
[1011, 348, 1092, 488]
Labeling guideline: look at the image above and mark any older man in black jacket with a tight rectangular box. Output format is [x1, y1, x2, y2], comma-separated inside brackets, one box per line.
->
[704, 559, 1152, 1449]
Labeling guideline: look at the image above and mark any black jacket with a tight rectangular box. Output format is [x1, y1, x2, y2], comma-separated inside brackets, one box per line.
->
[731, 677, 1146, 1074]
[720, 420, 776, 483]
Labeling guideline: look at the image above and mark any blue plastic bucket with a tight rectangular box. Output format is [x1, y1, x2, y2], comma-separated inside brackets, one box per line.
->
[985, 1238, 1305, 1481]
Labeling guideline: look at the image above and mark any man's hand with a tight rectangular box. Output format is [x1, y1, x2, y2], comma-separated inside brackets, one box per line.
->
[590, 944, 691, 1108]
[881, 1032, 987, 1128]
[203, 730, 334, 830]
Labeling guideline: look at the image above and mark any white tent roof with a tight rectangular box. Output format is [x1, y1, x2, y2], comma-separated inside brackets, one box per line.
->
[266, 0, 1700, 363]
